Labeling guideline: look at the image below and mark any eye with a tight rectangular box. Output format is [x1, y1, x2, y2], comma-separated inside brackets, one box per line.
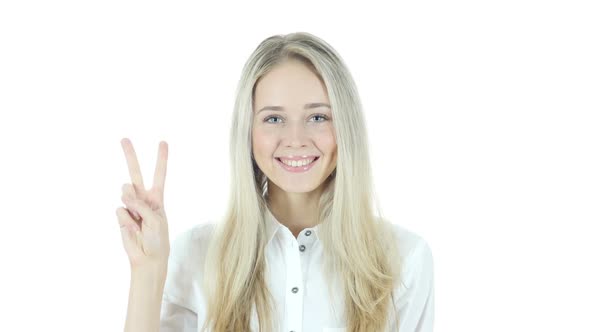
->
[263, 115, 283, 124]
[311, 114, 329, 122]
[263, 114, 329, 124]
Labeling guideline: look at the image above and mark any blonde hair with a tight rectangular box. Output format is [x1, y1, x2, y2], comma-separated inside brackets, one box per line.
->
[202, 31, 402, 332]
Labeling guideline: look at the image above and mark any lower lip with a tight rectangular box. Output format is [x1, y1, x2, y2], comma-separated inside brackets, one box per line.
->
[275, 157, 319, 173]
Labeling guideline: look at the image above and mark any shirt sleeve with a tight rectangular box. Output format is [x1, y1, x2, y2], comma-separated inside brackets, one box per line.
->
[159, 229, 200, 331]
[160, 292, 199, 331]
[395, 237, 435, 332]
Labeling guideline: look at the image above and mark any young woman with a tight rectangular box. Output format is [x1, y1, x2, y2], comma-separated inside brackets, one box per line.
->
[117, 31, 434, 332]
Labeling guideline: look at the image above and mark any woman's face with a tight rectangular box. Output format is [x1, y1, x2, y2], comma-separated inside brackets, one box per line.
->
[252, 59, 337, 194]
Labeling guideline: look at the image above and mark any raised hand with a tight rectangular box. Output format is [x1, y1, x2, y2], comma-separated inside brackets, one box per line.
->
[116, 138, 170, 270]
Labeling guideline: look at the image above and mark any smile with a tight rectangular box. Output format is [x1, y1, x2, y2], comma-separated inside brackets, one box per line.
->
[275, 157, 320, 173]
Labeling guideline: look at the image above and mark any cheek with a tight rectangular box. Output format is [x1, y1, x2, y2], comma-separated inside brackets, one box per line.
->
[316, 129, 337, 156]
[252, 128, 276, 157]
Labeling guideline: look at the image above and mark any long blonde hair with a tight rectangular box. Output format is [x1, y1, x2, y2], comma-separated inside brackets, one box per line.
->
[202, 31, 402, 332]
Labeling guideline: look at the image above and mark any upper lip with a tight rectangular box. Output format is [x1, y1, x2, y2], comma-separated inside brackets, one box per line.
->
[275, 155, 319, 161]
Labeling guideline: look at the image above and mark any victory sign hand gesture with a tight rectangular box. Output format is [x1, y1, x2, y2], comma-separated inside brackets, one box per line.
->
[116, 138, 170, 270]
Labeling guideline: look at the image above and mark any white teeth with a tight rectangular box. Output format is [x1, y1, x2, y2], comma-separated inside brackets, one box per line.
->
[280, 158, 316, 167]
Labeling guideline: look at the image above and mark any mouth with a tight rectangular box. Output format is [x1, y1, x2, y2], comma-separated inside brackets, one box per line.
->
[275, 156, 320, 173]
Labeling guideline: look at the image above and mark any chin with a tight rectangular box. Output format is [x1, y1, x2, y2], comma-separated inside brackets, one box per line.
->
[272, 179, 323, 194]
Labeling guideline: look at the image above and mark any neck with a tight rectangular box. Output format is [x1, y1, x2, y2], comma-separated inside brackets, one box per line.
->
[266, 181, 325, 238]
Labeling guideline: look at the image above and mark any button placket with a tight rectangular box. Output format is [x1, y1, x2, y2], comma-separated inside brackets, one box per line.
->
[284, 229, 303, 332]
[299, 229, 314, 253]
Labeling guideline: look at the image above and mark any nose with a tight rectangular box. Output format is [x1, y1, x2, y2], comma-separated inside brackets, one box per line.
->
[283, 120, 309, 148]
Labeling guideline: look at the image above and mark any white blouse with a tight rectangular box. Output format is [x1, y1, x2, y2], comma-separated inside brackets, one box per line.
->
[160, 207, 434, 332]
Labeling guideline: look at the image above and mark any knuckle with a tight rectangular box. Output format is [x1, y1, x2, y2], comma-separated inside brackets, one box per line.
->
[121, 193, 132, 202]
[116, 206, 134, 221]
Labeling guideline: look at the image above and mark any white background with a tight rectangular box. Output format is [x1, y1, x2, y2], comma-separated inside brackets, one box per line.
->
[1, 1, 588, 331]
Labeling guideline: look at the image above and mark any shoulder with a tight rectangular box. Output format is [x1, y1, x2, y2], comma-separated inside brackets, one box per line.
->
[378, 220, 434, 284]
[381, 222, 434, 301]
[382, 223, 435, 328]
[378, 220, 432, 262]
[389, 223, 433, 265]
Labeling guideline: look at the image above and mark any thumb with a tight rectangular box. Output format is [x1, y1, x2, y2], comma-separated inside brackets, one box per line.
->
[116, 207, 140, 231]
[120, 223, 138, 242]
[125, 199, 159, 229]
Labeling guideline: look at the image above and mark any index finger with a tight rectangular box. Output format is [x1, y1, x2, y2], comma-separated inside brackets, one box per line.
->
[120, 138, 146, 191]
[152, 140, 168, 192]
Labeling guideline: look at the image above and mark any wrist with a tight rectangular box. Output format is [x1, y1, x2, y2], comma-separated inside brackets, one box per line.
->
[131, 262, 167, 288]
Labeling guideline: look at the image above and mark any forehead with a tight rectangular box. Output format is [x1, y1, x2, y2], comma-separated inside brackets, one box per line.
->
[253, 60, 329, 108]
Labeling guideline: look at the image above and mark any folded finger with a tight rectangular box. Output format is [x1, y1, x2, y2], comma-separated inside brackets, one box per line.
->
[125, 199, 159, 229]
[120, 194, 141, 221]
[118, 219, 142, 258]
[116, 207, 141, 231]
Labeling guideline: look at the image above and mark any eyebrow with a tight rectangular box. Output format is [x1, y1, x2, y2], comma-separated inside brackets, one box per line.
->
[257, 102, 331, 114]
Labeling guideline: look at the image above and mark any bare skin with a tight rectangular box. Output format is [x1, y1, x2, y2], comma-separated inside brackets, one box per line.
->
[116, 137, 170, 332]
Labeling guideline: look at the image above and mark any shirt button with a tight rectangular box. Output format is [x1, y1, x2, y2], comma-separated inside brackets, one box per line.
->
[305, 230, 312, 236]
[299, 244, 306, 252]
[291, 287, 299, 293]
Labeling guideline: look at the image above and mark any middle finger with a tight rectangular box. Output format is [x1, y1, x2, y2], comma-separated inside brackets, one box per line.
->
[152, 141, 168, 198]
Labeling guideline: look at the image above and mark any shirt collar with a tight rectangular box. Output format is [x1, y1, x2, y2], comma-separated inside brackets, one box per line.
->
[263, 205, 320, 245]
[263, 206, 282, 245]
